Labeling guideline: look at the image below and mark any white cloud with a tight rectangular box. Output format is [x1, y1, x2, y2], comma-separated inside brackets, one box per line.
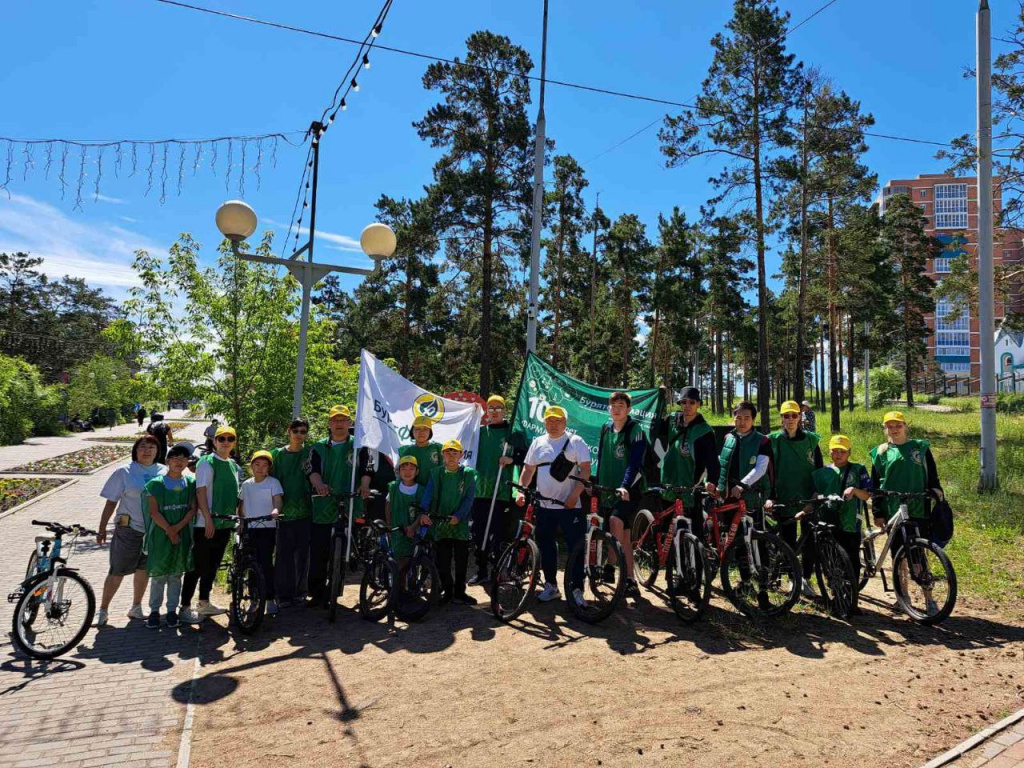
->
[0, 193, 164, 288]
[94, 193, 126, 204]
[264, 218, 362, 252]
[120, 216, 138, 223]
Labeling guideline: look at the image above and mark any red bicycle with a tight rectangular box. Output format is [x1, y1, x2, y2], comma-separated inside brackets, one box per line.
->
[632, 483, 711, 623]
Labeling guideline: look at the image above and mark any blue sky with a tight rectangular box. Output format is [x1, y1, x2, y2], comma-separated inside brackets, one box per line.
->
[0, 0, 1014, 300]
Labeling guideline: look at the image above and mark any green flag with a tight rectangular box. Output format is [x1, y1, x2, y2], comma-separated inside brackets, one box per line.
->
[509, 353, 666, 475]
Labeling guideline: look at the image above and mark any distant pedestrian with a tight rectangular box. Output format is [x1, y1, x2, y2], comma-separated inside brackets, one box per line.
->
[800, 400, 817, 434]
[203, 418, 220, 454]
[146, 414, 174, 465]
[136, 406, 147, 428]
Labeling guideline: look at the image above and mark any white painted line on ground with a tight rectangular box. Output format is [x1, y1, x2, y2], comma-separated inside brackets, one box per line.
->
[176, 642, 203, 768]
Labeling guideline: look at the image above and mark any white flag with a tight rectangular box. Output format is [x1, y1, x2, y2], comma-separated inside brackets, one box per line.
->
[355, 349, 483, 468]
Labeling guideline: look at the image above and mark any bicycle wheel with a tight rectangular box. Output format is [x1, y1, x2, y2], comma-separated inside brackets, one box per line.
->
[490, 539, 540, 622]
[327, 535, 346, 623]
[630, 510, 658, 589]
[12, 570, 95, 660]
[230, 559, 266, 634]
[893, 538, 957, 625]
[720, 530, 801, 619]
[665, 530, 710, 623]
[25, 551, 39, 580]
[355, 524, 378, 567]
[359, 554, 399, 622]
[814, 536, 856, 618]
[859, 530, 882, 591]
[564, 530, 626, 624]
[395, 554, 441, 622]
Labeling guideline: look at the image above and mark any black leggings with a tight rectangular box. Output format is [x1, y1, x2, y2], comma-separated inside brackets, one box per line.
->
[777, 518, 815, 580]
[181, 528, 231, 606]
[435, 538, 470, 596]
[249, 528, 276, 600]
[471, 498, 516, 572]
[835, 529, 861, 608]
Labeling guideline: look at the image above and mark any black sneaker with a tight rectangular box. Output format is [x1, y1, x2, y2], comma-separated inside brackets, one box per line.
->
[453, 592, 479, 605]
[146, 611, 161, 629]
[165, 611, 180, 629]
[626, 578, 641, 597]
[439, 589, 454, 605]
[603, 564, 616, 583]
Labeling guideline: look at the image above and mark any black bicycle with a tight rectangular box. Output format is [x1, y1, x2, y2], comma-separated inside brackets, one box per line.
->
[214, 513, 275, 633]
[9, 520, 99, 659]
[359, 520, 402, 622]
[769, 497, 857, 618]
[323, 489, 379, 623]
[393, 501, 444, 622]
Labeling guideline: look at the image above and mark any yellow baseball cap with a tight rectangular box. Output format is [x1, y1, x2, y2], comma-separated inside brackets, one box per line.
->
[397, 454, 418, 468]
[486, 395, 506, 407]
[829, 435, 852, 452]
[250, 450, 273, 465]
[882, 411, 907, 425]
[412, 415, 433, 429]
[215, 425, 237, 438]
[543, 405, 568, 420]
[442, 439, 463, 452]
[328, 405, 352, 420]
[780, 400, 801, 415]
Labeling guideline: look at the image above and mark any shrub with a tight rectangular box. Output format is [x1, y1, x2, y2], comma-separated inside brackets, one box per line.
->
[869, 366, 903, 408]
[996, 392, 1024, 414]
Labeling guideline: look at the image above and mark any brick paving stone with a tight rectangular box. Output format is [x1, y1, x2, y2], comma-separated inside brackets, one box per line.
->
[924, 712, 1024, 768]
[0, 415, 206, 768]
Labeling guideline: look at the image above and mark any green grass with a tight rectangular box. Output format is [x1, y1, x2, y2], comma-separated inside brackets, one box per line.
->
[702, 405, 1024, 610]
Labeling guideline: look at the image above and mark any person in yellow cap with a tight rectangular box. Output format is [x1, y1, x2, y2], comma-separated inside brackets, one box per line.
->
[421, 438, 477, 604]
[305, 405, 358, 606]
[180, 424, 241, 623]
[515, 404, 592, 607]
[869, 413, 944, 602]
[400, 415, 443, 485]
[239, 450, 283, 615]
[271, 418, 313, 607]
[387, 455, 427, 564]
[469, 395, 527, 586]
[766, 400, 823, 599]
[812, 434, 872, 615]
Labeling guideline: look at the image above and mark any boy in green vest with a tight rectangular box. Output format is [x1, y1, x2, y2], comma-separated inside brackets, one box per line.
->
[656, 386, 719, 536]
[180, 426, 241, 623]
[307, 405, 358, 606]
[272, 418, 312, 607]
[144, 443, 197, 629]
[386, 455, 428, 565]
[765, 400, 823, 598]
[469, 395, 526, 585]
[812, 434, 872, 615]
[399, 416, 443, 485]
[716, 401, 773, 511]
[421, 439, 477, 605]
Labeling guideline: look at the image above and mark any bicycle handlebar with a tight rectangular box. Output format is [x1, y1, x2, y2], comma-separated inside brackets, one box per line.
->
[647, 482, 706, 496]
[770, 495, 845, 511]
[32, 520, 100, 537]
[568, 476, 620, 495]
[509, 482, 565, 507]
[312, 489, 380, 500]
[874, 489, 937, 500]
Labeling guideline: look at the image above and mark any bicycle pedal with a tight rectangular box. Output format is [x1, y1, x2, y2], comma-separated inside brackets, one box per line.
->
[7, 587, 25, 603]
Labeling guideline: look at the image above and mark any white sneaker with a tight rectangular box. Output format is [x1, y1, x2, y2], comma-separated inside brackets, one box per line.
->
[925, 598, 940, 615]
[537, 582, 561, 602]
[801, 578, 818, 598]
[179, 607, 205, 624]
[96, 609, 109, 627]
[196, 599, 227, 616]
[127, 604, 145, 620]
[572, 588, 588, 608]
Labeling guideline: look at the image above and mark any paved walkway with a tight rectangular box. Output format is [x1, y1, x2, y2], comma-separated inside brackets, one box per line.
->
[0, 414, 205, 768]
[928, 712, 1024, 768]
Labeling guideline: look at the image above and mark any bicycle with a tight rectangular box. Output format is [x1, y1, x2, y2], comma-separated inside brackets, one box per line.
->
[698, 488, 801, 619]
[213, 513, 275, 633]
[8, 520, 99, 659]
[859, 490, 956, 625]
[564, 477, 627, 624]
[490, 482, 565, 622]
[322, 489, 379, 623]
[769, 497, 857, 618]
[393, 501, 443, 622]
[359, 520, 401, 622]
[635, 483, 711, 623]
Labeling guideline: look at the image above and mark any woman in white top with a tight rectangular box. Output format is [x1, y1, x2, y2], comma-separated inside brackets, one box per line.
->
[239, 450, 283, 615]
[96, 435, 166, 626]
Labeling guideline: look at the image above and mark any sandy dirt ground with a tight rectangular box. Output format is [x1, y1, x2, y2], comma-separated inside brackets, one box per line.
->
[185, 574, 1024, 768]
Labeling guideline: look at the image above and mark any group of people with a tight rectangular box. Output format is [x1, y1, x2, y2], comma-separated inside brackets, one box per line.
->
[95, 388, 943, 629]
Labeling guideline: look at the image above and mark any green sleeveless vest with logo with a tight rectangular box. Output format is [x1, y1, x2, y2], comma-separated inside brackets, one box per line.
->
[661, 417, 713, 503]
[717, 430, 768, 510]
[869, 439, 930, 519]
[310, 438, 360, 524]
[770, 430, 820, 516]
[811, 463, 865, 533]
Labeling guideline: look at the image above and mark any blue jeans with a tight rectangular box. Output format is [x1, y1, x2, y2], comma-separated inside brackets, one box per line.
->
[535, 506, 586, 591]
[149, 574, 183, 613]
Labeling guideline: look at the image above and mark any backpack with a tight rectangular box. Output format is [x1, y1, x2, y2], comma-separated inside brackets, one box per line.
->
[930, 496, 954, 548]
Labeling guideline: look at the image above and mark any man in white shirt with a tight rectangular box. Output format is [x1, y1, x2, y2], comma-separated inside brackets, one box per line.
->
[515, 405, 592, 607]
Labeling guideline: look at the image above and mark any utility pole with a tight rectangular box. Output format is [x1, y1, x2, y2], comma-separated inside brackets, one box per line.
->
[526, 0, 549, 353]
[588, 190, 600, 378]
[977, 0, 999, 490]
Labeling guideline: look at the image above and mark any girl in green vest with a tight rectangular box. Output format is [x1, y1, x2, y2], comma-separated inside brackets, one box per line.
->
[387, 455, 428, 563]
[144, 443, 197, 629]
[421, 439, 477, 605]
[811, 434, 872, 615]
[272, 417, 313, 606]
[181, 425, 242, 624]
[765, 400, 823, 598]
[399, 416, 443, 485]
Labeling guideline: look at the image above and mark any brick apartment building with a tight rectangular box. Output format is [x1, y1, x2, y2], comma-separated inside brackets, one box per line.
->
[877, 173, 1024, 381]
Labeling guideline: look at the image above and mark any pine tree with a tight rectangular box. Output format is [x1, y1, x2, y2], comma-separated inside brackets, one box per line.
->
[602, 214, 655, 387]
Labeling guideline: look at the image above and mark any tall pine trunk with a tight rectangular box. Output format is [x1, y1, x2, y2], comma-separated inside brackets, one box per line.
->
[827, 199, 841, 432]
[753, 94, 771, 431]
[551, 195, 567, 368]
[480, 149, 495, 396]
[847, 313, 855, 411]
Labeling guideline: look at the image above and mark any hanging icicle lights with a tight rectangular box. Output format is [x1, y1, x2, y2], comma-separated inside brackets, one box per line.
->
[0, 132, 304, 210]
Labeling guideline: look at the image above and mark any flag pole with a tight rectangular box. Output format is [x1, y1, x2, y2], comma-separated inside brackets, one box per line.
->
[347, 353, 367, 564]
[481, 441, 511, 565]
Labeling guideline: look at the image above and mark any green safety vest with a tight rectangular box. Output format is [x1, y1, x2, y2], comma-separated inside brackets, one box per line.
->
[428, 466, 476, 541]
[661, 415, 713, 504]
[869, 439, 930, 520]
[811, 463, 866, 533]
[271, 445, 312, 522]
[770, 430, 820, 516]
[475, 424, 512, 501]
[596, 419, 647, 505]
[388, 480, 424, 558]
[196, 454, 241, 530]
[309, 438, 360, 524]
[399, 442, 443, 486]
[144, 475, 196, 577]
[717, 429, 769, 510]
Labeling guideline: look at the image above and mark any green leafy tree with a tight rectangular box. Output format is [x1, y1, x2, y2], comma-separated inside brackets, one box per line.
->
[602, 214, 655, 387]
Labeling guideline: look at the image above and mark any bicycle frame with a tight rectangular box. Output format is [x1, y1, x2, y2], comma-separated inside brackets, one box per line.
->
[863, 503, 911, 578]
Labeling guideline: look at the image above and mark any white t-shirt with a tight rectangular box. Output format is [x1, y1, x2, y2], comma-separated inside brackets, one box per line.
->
[523, 432, 592, 508]
[239, 477, 284, 529]
[100, 461, 167, 532]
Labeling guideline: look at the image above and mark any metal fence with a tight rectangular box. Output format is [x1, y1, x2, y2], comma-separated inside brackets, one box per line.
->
[913, 371, 1024, 396]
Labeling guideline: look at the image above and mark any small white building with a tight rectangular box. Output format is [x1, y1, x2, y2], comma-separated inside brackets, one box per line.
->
[994, 328, 1024, 392]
